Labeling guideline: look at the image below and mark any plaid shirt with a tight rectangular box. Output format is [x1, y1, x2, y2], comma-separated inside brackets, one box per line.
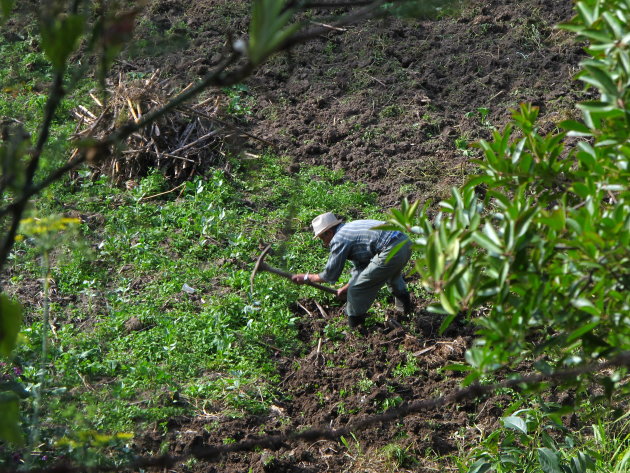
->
[318, 220, 402, 283]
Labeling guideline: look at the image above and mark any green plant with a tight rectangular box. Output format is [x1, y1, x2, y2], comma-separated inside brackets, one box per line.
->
[382, 443, 418, 468]
[222, 84, 254, 117]
[392, 352, 419, 378]
[382, 1, 629, 470]
[465, 107, 492, 127]
[385, 0, 629, 379]
[380, 104, 404, 118]
[380, 395, 403, 412]
[467, 401, 598, 473]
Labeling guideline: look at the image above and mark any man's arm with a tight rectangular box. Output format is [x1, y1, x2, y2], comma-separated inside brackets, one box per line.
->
[291, 272, 325, 284]
[291, 273, 347, 299]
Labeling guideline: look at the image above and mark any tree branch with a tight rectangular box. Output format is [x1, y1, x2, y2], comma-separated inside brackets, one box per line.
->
[12, 351, 630, 473]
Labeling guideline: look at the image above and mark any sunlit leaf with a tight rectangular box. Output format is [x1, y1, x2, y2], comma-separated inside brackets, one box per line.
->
[502, 415, 528, 434]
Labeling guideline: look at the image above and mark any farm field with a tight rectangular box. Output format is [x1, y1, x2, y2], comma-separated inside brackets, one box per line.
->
[1, 1, 628, 472]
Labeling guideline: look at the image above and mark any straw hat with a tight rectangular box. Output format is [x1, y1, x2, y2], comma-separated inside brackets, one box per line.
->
[312, 212, 342, 238]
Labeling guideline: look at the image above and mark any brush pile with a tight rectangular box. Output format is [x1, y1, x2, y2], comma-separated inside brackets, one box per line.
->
[71, 70, 231, 186]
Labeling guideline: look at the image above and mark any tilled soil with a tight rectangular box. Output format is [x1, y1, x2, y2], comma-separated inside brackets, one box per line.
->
[134, 302, 485, 473]
[133, 0, 589, 207]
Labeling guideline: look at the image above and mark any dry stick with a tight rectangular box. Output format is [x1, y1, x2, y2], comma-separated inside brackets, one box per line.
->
[179, 106, 276, 148]
[160, 152, 196, 163]
[413, 346, 436, 357]
[169, 130, 221, 155]
[309, 21, 348, 32]
[314, 300, 328, 318]
[140, 183, 186, 202]
[296, 301, 314, 317]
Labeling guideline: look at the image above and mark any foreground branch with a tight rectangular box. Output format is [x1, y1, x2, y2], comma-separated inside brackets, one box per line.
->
[14, 351, 630, 473]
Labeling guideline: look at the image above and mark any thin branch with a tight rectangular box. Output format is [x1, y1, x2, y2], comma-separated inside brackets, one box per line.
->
[12, 351, 630, 473]
[0, 72, 65, 271]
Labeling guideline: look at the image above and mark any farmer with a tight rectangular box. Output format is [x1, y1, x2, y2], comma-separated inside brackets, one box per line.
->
[292, 212, 413, 328]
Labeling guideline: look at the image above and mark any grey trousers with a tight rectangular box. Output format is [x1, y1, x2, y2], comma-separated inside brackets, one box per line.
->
[345, 237, 412, 317]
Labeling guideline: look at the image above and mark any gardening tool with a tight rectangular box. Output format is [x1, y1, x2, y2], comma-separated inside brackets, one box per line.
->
[250, 245, 337, 295]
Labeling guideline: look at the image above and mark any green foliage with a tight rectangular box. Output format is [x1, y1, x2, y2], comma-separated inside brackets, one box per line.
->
[381, 1, 629, 470]
[0, 295, 24, 446]
[385, 0, 630, 379]
[393, 351, 420, 378]
[0, 294, 22, 358]
[222, 84, 254, 117]
[0, 0, 13, 24]
[382, 442, 418, 468]
[382, 0, 460, 19]
[248, 0, 300, 65]
[5, 156, 388, 450]
[40, 14, 85, 72]
[466, 397, 630, 473]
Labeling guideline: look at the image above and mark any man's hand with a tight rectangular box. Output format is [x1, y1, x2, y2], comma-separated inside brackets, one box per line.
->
[337, 284, 349, 300]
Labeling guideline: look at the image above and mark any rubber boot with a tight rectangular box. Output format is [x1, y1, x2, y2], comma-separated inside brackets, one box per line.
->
[347, 314, 367, 328]
[394, 292, 413, 315]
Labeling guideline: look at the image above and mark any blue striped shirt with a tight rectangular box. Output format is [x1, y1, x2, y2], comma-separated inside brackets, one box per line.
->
[318, 220, 402, 283]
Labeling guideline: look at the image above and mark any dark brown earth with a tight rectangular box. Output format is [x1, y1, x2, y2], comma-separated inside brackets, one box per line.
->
[118, 1, 590, 471]
[3, 0, 592, 471]
[129, 0, 588, 209]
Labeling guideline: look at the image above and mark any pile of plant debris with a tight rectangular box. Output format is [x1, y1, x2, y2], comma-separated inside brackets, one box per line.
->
[71, 70, 236, 186]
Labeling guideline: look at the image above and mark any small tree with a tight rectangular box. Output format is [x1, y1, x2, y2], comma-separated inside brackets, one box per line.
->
[384, 0, 629, 469]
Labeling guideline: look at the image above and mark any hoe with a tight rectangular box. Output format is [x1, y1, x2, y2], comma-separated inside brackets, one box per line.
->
[250, 245, 337, 295]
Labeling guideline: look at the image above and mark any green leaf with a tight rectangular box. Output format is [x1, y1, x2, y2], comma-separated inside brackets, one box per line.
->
[0, 0, 14, 22]
[40, 14, 85, 71]
[467, 459, 492, 473]
[582, 65, 619, 98]
[538, 447, 562, 473]
[438, 311, 457, 334]
[0, 294, 23, 358]
[567, 321, 600, 342]
[539, 208, 565, 232]
[439, 291, 458, 316]
[577, 101, 616, 112]
[248, 0, 299, 65]
[427, 232, 445, 281]
[0, 392, 23, 445]
[571, 298, 600, 316]
[442, 363, 472, 372]
[472, 231, 503, 255]
[559, 119, 592, 136]
[502, 415, 528, 434]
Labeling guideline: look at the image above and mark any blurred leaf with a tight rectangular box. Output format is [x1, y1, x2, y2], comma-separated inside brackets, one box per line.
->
[40, 13, 85, 71]
[0, 0, 14, 22]
[559, 119, 592, 137]
[467, 459, 492, 473]
[0, 392, 23, 445]
[438, 311, 457, 333]
[249, 0, 299, 65]
[571, 298, 600, 316]
[0, 294, 22, 358]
